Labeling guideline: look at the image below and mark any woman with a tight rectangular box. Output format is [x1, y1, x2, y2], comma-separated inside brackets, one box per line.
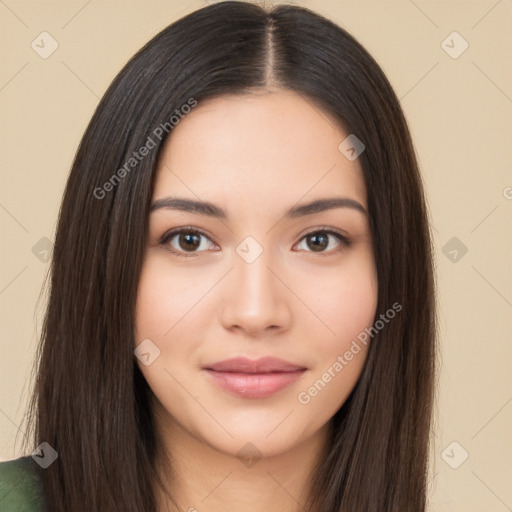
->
[0, 1, 437, 511]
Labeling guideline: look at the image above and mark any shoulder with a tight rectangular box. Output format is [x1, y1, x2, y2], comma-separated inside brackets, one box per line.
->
[0, 456, 47, 512]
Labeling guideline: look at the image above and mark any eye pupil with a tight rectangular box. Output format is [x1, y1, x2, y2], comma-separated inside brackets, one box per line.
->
[166, 229, 343, 256]
[307, 233, 328, 252]
[179, 232, 201, 251]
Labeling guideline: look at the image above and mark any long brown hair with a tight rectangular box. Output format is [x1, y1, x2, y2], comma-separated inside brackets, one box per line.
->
[22, 2, 438, 511]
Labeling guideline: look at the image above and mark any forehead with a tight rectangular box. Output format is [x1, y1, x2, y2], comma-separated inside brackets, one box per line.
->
[153, 90, 367, 212]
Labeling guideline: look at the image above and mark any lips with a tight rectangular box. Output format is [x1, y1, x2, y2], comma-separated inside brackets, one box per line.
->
[203, 357, 307, 399]
[203, 356, 306, 374]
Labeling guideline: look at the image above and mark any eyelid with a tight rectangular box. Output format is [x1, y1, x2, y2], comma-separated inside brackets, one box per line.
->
[159, 225, 351, 257]
[299, 226, 351, 245]
[159, 226, 217, 258]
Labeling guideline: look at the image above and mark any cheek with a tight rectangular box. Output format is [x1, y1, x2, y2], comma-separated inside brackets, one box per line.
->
[326, 275, 378, 345]
[134, 255, 211, 341]
[294, 263, 377, 415]
[133, 258, 206, 406]
[301, 252, 378, 352]
[134, 256, 220, 398]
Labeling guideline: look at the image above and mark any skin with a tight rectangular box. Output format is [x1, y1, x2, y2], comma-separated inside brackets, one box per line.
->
[135, 88, 378, 512]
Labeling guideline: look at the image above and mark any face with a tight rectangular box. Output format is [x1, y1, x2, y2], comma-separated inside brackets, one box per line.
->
[135, 89, 378, 459]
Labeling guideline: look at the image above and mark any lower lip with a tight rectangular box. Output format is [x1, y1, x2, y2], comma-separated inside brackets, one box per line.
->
[204, 369, 306, 399]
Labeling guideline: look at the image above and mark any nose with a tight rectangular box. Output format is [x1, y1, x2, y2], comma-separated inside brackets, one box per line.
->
[219, 249, 292, 336]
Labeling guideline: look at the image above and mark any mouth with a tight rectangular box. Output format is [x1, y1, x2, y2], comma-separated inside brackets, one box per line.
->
[202, 357, 307, 399]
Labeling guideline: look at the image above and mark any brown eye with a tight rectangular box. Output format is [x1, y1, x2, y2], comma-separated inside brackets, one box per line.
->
[159, 227, 350, 258]
[176, 232, 201, 251]
[296, 229, 351, 254]
[160, 228, 215, 257]
[306, 232, 329, 252]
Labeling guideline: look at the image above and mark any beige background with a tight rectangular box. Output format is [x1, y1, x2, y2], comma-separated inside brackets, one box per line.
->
[1, 0, 511, 510]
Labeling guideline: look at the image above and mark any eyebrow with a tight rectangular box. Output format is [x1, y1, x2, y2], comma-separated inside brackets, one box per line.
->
[150, 196, 367, 218]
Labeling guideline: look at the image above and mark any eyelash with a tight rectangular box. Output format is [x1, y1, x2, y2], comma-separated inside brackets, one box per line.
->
[159, 226, 352, 258]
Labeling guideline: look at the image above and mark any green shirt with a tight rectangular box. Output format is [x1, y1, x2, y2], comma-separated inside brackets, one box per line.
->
[0, 456, 47, 512]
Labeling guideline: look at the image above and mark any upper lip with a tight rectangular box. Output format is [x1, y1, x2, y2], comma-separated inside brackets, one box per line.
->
[203, 357, 306, 374]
